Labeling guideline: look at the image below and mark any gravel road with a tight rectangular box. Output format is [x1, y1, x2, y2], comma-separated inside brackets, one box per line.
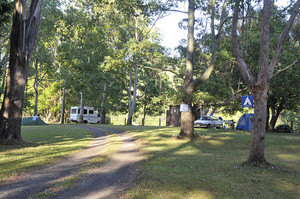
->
[0, 126, 140, 199]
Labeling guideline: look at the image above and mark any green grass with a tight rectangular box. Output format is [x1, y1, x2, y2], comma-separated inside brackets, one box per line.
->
[0, 124, 94, 182]
[104, 125, 300, 199]
[1, 124, 299, 198]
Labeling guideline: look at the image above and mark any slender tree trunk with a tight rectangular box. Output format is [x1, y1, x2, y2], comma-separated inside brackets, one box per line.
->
[142, 93, 147, 126]
[34, 59, 39, 116]
[127, 65, 138, 125]
[100, 109, 106, 124]
[127, 15, 140, 125]
[100, 83, 106, 124]
[60, 86, 66, 124]
[0, 0, 42, 140]
[79, 90, 84, 123]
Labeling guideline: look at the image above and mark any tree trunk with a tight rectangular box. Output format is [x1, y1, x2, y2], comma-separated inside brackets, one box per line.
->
[100, 83, 106, 124]
[180, 0, 195, 138]
[127, 65, 138, 125]
[247, 86, 269, 166]
[100, 109, 106, 124]
[34, 59, 39, 116]
[268, 102, 284, 131]
[60, 86, 66, 124]
[0, 0, 42, 140]
[79, 90, 84, 123]
[127, 15, 140, 126]
[180, 100, 194, 138]
[142, 95, 147, 126]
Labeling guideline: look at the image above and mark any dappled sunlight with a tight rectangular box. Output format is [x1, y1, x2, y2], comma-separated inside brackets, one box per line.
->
[207, 139, 224, 146]
[277, 154, 300, 161]
[173, 150, 211, 156]
[274, 179, 300, 195]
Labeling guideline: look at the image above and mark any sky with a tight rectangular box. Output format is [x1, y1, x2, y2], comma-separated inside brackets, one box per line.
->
[154, 0, 290, 51]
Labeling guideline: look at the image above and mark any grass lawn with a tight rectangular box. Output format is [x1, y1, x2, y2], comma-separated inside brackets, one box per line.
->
[103, 125, 300, 199]
[1, 124, 299, 198]
[0, 124, 94, 182]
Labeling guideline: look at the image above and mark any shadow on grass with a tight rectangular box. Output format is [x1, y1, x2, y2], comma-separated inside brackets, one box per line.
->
[102, 124, 300, 199]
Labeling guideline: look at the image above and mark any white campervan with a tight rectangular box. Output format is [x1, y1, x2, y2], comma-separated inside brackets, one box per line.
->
[69, 106, 101, 124]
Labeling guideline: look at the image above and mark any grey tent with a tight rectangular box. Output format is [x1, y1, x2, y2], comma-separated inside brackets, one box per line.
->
[22, 117, 47, 126]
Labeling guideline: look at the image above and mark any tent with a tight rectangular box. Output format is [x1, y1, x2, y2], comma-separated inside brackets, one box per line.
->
[22, 117, 47, 126]
[236, 113, 254, 131]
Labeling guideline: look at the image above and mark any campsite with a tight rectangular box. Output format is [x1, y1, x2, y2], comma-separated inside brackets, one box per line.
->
[0, 0, 300, 198]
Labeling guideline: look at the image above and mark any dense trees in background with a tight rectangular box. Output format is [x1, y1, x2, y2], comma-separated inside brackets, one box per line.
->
[0, 0, 299, 146]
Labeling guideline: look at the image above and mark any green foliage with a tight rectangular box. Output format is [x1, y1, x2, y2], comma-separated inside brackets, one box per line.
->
[39, 82, 61, 119]
[0, 0, 12, 30]
[280, 109, 300, 131]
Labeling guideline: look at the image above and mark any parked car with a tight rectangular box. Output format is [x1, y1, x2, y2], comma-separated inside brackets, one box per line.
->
[194, 116, 223, 128]
[274, 124, 293, 133]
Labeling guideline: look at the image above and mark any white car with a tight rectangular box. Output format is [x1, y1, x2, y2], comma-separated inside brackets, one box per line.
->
[194, 116, 223, 128]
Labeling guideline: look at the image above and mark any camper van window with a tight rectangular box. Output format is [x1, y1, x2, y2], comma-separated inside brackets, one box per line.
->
[71, 109, 76, 114]
[84, 109, 87, 114]
[78, 109, 80, 114]
[89, 110, 93, 114]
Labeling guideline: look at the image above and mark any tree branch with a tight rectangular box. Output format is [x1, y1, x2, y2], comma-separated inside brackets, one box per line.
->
[267, 0, 300, 81]
[231, 0, 255, 91]
[273, 60, 299, 77]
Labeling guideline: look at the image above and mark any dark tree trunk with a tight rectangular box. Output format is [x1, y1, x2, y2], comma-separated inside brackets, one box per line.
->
[100, 109, 105, 124]
[0, 0, 42, 140]
[79, 90, 84, 123]
[268, 102, 284, 131]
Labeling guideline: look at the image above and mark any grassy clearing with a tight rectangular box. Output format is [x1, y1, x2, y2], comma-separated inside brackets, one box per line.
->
[105, 125, 300, 199]
[0, 125, 94, 182]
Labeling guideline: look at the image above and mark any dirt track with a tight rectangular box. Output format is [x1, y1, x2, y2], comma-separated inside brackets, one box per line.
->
[0, 126, 140, 199]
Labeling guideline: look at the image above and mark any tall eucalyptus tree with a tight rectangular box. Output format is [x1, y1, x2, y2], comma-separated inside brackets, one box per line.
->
[180, 0, 228, 138]
[231, 0, 300, 166]
[0, 0, 42, 140]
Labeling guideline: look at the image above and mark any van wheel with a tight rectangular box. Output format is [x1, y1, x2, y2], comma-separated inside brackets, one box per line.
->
[207, 124, 211, 128]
